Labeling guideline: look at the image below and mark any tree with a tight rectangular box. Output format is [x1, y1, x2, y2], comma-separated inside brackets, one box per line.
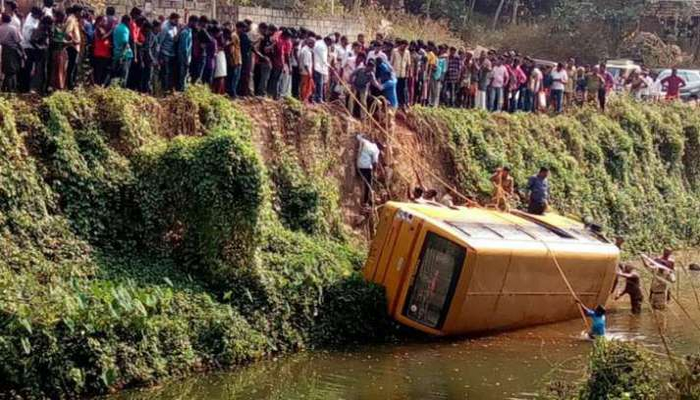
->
[492, 0, 506, 29]
[552, 0, 648, 57]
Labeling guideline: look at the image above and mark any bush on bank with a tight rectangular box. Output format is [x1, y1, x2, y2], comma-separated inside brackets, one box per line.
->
[0, 87, 389, 399]
[542, 339, 700, 399]
[408, 99, 700, 253]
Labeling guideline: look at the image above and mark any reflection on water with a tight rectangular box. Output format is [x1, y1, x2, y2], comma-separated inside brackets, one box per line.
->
[113, 271, 700, 400]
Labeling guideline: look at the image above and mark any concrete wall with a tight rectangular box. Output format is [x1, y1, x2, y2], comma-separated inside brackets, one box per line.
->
[220, 5, 366, 38]
[17, 0, 368, 38]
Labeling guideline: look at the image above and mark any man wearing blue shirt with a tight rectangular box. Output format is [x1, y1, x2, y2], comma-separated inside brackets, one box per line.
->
[176, 15, 197, 92]
[111, 15, 133, 87]
[157, 13, 179, 91]
[526, 166, 550, 215]
[578, 301, 606, 339]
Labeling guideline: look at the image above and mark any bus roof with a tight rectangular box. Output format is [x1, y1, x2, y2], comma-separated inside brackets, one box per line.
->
[391, 202, 609, 245]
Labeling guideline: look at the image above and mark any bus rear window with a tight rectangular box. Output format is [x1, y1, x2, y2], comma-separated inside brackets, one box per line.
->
[403, 232, 465, 329]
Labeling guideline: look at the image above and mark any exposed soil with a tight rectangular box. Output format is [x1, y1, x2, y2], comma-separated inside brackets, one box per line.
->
[237, 98, 454, 230]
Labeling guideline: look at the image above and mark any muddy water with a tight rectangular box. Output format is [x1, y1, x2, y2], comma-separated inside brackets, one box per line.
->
[115, 270, 700, 400]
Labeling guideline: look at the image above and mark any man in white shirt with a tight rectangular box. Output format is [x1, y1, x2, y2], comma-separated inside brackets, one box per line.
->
[391, 39, 411, 107]
[550, 62, 568, 113]
[528, 63, 543, 112]
[641, 71, 655, 100]
[341, 42, 359, 105]
[313, 36, 331, 103]
[5, 1, 22, 30]
[356, 134, 380, 207]
[42, 0, 55, 17]
[335, 36, 347, 66]
[367, 41, 387, 64]
[488, 58, 509, 112]
[299, 38, 314, 103]
[19, 7, 42, 92]
[342, 42, 359, 82]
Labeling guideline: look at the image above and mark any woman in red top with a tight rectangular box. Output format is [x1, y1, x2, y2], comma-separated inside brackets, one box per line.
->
[92, 16, 112, 86]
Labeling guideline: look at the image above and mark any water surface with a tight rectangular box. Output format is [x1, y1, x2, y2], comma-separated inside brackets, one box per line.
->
[114, 269, 700, 400]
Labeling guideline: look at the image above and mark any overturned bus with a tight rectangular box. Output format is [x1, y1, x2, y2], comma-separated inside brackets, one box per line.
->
[363, 202, 619, 336]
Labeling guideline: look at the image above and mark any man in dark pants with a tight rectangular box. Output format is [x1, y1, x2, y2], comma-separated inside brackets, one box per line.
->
[237, 20, 253, 96]
[356, 134, 380, 207]
[19, 7, 44, 92]
[65, 5, 83, 89]
[526, 167, 550, 215]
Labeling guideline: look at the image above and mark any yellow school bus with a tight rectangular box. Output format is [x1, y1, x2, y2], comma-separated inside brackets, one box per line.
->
[363, 202, 619, 336]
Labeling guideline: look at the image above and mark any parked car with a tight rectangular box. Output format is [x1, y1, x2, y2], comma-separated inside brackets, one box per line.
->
[606, 59, 642, 91]
[606, 59, 642, 79]
[655, 69, 700, 101]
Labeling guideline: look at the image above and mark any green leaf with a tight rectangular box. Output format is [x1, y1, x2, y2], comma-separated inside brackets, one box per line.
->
[18, 317, 32, 334]
[63, 317, 75, 334]
[100, 367, 118, 387]
[163, 277, 174, 287]
[20, 337, 31, 355]
[134, 299, 148, 317]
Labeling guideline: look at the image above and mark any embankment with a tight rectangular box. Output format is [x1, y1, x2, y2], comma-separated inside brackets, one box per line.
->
[2, 88, 700, 398]
[406, 101, 700, 253]
[0, 87, 390, 398]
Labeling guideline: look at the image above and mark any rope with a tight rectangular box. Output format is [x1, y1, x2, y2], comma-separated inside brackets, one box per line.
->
[329, 64, 590, 331]
[544, 241, 591, 330]
[329, 67, 480, 207]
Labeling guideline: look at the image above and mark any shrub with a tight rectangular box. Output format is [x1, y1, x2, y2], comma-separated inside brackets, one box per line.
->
[580, 339, 661, 400]
[408, 98, 700, 254]
[0, 88, 389, 398]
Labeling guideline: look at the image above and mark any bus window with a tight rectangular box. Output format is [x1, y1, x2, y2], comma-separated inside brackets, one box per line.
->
[482, 223, 534, 240]
[448, 221, 501, 239]
[403, 232, 466, 329]
[519, 224, 572, 241]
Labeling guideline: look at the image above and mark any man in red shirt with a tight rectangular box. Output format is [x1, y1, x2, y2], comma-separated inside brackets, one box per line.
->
[661, 68, 686, 100]
[268, 28, 292, 99]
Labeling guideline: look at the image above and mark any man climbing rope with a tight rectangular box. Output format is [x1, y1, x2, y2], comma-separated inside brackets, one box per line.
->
[356, 133, 380, 208]
[577, 301, 607, 339]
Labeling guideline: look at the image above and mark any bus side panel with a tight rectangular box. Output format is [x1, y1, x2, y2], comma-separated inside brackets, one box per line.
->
[451, 242, 618, 334]
[448, 245, 513, 333]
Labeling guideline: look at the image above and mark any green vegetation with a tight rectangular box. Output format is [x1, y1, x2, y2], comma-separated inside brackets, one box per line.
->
[0, 87, 389, 398]
[5, 87, 700, 398]
[408, 98, 700, 253]
[542, 339, 700, 399]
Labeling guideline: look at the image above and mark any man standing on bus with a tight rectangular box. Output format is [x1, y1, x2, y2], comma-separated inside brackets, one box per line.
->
[491, 166, 514, 211]
[526, 167, 550, 215]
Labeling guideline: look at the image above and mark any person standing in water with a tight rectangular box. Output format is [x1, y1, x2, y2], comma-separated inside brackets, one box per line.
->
[649, 263, 675, 310]
[577, 301, 606, 339]
[615, 264, 643, 314]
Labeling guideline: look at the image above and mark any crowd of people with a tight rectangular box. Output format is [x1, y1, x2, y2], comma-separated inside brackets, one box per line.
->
[0, 0, 691, 116]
